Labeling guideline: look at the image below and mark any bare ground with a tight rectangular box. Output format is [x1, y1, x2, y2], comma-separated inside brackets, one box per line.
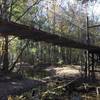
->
[45, 65, 81, 77]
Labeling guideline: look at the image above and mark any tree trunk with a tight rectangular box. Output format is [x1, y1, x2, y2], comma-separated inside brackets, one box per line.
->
[2, 36, 9, 72]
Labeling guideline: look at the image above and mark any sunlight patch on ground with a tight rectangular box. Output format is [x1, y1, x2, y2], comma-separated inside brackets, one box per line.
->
[46, 65, 81, 77]
[54, 67, 80, 76]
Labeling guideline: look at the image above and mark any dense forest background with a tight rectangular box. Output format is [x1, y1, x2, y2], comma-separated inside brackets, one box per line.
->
[0, 0, 100, 71]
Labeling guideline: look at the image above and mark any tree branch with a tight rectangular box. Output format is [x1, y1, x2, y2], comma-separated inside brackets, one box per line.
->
[9, 40, 30, 71]
[15, 0, 41, 22]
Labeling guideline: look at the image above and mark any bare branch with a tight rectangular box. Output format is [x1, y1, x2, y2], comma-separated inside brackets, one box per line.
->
[15, 0, 41, 22]
[8, 37, 17, 42]
[9, 40, 30, 71]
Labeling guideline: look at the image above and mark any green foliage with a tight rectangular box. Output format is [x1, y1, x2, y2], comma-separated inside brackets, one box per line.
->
[58, 59, 63, 65]
[31, 47, 37, 53]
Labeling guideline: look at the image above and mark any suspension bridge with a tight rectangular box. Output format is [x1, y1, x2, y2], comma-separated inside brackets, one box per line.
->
[0, 18, 100, 79]
[0, 19, 100, 54]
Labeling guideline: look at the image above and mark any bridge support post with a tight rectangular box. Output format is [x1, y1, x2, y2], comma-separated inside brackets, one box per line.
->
[84, 51, 96, 81]
[91, 53, 95, 80]
[87, 52, 95, 81]
[84, 51, 88, 79]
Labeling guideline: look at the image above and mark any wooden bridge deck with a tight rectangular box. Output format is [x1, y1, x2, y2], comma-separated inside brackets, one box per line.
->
[0, 19, 100, 54]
